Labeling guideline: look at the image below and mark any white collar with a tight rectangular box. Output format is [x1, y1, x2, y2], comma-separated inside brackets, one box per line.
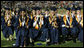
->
[71, 14, 75, 18]
[77, 14, 81, 17]
[66, 15, 69, 18]
[45, 14, 49, 17]
[45, 14, 48, 16]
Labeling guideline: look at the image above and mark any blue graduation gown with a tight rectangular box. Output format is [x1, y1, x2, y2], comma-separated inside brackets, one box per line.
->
[1, 16, 7, 38]
[78, 27, 83, 42]
[70, 16, 78, 35]
[16, 16, 26, 46]
[29, 17, 39, 39]
[49, 17, 59, 43]
[60, 16, 68, 35]
[38, 16, 49, 41]
[13, 15, 19, 37]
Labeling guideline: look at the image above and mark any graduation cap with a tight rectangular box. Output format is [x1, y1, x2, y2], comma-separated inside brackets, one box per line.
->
[66, 8, 70, 11]
[26, 7, 30, 11]
[76, 7, 81, 10]
[71, 7, 76, 11]
[45, 8, 49, 11]
[19, 8, 26, 12]
[54, 8, 57, 11]
[50, 7, 57, 11]
[5, 8, 10, 10]
[35, 7, 41, 10]
[32, 7, 37, 11]
[32, 7, 36, 10]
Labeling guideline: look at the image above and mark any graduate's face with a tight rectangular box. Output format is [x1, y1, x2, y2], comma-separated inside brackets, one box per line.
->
[51, 11, 54, 15]
[45, 11, 48, 14]
[5, 10, 9, 14]
[77, 10, 80, 14]
[32, 10, 35, 15]
[66, 10, 69, 15]
[16, 12, 18, 15]
[21, 11, 25, 16]
[72, 11, 75, 14]
[36, 10, 39, 15]
[38, 10, 41, 14]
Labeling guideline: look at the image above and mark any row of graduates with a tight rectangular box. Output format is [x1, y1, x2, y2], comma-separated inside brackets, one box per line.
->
[1, 7, 83, 47]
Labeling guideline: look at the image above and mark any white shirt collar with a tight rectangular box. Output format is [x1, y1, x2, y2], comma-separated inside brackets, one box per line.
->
[71, 14, 74, 17]
[45, 14, 49, 17]
[66, 15, 69, 18]
[77, 14, 81, 17]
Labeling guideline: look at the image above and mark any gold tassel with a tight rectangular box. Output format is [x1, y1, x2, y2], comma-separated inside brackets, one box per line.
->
[75, 15, 79, 23]
[63, 15, 66, 26]
[19, 18, 22, 27]
[4, 15, 7, 23]
[31, 14, 33, 20]
[49, 16, 52, 24]
[70, 9, 73, 28]
[9, 9, 12, 19]
[26, 16, 29, 26]
[80, 9, 83, 27]
[53, 17, 58, 28]
[80, 15, 83, 27]
[80, 18, 83, 27]
[34, 16, 36, 21]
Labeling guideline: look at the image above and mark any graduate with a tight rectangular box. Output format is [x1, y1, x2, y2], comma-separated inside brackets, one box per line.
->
[24, 10, 31, 47]
[29, 7, 41, 46]
[48, 7, 59, 45]
[11, 8, 16, 37]
[47, 9, 53, 45]
[38, 8, 49, 42]
[4, 8, 13, 41]
[15, 8, 26, 47]
[78, 14, 83, 42]
[29, 7, 35, 46]
[1, 8, 6, 39]
[75, 7, 83, 42]
[61, 8, 70, 43]
[69, 8, 78, 43]
[71, 7, 76, 18]
[55, 8, 61, 44]
[75, 7, 82, 34]
[12, 11, 19, 47]
[13, 11, 19, 39]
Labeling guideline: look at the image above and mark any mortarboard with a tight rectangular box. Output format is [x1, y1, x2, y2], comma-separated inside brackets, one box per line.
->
[71, 7, 76, 11]
[66, 7, 70, 11]
[5, 8, 10, 10]
[76, 7, 81, 10]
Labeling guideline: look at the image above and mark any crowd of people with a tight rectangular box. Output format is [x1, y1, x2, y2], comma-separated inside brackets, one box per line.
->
[1, 1, 83, 10]
[1, 1, 83, 47]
